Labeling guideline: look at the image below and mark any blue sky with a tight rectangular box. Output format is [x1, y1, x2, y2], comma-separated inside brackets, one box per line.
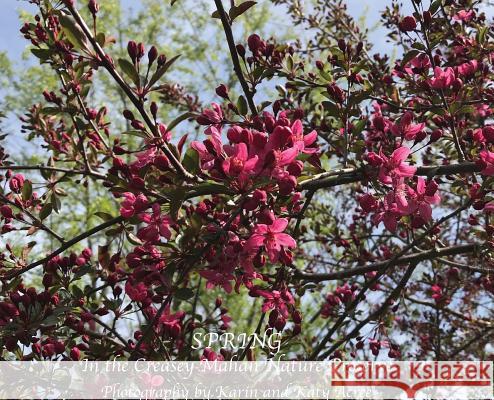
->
[1, 0, 407, 63]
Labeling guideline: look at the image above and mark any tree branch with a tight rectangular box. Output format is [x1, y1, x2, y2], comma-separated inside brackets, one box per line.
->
[213, 0, 257, 114]
[294, 243, 478, 282]
[65, 5, 194, 180]
[1, 216, 124, 280]
[299, 162, 481, 191]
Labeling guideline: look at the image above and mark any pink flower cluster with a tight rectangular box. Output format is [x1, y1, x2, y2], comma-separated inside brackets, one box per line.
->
[361, 146, 440, 231]
[192, 106, 318, 193]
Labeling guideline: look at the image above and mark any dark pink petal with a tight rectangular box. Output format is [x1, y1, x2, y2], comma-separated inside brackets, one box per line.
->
[279, 147, 298, 167]
[391, 146, 411, 163]
[270, 218, 288, 233]
[275, 232, 296, 248]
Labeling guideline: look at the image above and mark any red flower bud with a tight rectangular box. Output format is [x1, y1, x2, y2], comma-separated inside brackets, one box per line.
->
[150, 102, 158, 119]
[70, 347, 81, 360]
[430, 129, 442, 143]
[127, 41, 138, 62]
[123, 109, 134, 120]
[9, 174, 25, 193]
[88, 0, 99, 15]
[157, 54, 167, 67]
[425, 179, 439, 196]
[399, 16, 417, 32]
[148, 46, 158, 65]
[215, 84, 229, 99]
[337, 39, 346, 52]
[0, 205, 14, 219]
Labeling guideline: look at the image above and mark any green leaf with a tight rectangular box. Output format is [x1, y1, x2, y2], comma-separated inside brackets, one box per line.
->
[122, 129, 148, 138]
[322, 101, 340, 118]
[182, 148, 200, 175]
[175, 287, 194, 300]
[95, 32, 106, 47]
[352, 119, 367, 135]
[22, 181, 32, 202]
[229, 1, 257, 22]
[478, 26, 488, 45]
[401, 49, 420, 66]
[59, 14, 87, 50]
[94, 212, 115, 222]
[30, 48, 53, 62]
[126, 231, 143, 246]
[41, 107, 62, 116]
[167, 111, 195, 131]
[169, 187, 186, 219]
[147, 54, 181, 88]
[411, 42, 426, 51]
[429, 0, 442, 15]
[118, 58, 140, 86]
[39, 203, 52, 220]
[51, 193, 61, 213]
[237, 95, 248, 116]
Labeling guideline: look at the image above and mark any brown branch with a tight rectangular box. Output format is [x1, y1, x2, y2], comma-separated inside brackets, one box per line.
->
[319, 262, 418, 359]
[213, 0, 257, 115]
[1, 216, 124, 280]
[294, 243, 479, 282]
[299, 162, 481, 191]
[308, 200, 472, 360]
[0, 165, 106, 180]
[0, 194, 65, 244]
[65, 5, 194, 181]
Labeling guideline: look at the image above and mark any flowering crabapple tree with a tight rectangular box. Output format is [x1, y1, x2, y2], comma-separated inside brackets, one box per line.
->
[0, 0, 493, 361]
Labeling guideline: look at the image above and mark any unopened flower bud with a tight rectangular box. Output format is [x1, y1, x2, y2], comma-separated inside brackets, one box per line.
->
[399, 16, 417, 32]
[215, 84, 229, 99]
[127, 41, 138, 62]
[236, 44, 246, 58]
[150, 102, 158, 119]
[88, 0, 99, 16]
[148, 46, 158, 65]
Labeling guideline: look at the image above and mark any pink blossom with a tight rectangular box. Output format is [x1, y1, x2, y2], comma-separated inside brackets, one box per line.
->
[222, 142, 258, 177]
[411, 177, 441, 221]
[378, 147, 417, 184]
[375, 190, 406, 232]
[484, 202, 494, 213]
[458, 60, 478, 77]
[199, 269, 234, 293]
[250, 288, 294, 317]
[479, 149, 494, 175]
[197, 102, 223, 125]
[390, 112, 425, 141]
[289, 120, 318, 154]
[125, 280, 148, 302]
[244, 218, 296, 262]
[119, 192, 149, 218]
[453, 10, 475, 22]
[137, 204, 173, 242]
[159, 306, 185, 338]
[430, 67, 455, 90]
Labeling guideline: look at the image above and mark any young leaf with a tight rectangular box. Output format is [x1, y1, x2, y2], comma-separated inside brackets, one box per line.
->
[118, 59, 140, 86]
[59, 14, 87, 50]
[147, 54, 181, 89]
[167, 111, 195, 132]
[175, 287, 194, 300]
[39, 203, 53, 220]
[237, 95, 248, 116]
[182, 148, 200, 175]
[401, 49, 420, 66]
[22, 181, 32, 202]
[229, 1, 257, 22]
